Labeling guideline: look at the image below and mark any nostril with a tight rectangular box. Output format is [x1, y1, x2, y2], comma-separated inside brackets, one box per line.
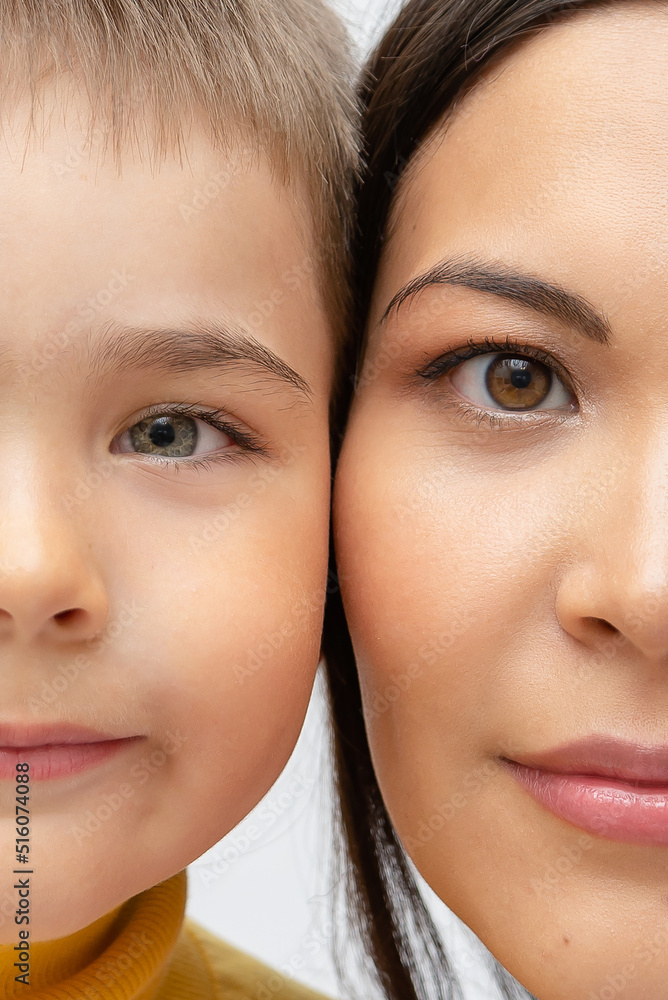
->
[584, 616, 620, 637]
[53, 608, 83, 625]
[581, 616, 623, 661]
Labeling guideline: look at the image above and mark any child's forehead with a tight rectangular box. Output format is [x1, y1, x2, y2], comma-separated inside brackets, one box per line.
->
[1, 74, 311, 209]
[0, 82, 330, 396]
[2, 85, 304, 263]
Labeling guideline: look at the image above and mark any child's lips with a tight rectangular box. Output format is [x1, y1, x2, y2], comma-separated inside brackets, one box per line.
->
[0, 723, 145, 780]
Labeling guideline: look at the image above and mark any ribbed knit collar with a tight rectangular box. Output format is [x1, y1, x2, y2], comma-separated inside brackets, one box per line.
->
[0, 870, 186, 999]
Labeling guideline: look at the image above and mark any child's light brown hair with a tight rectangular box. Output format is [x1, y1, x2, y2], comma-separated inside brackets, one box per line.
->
[0, 0, 359, 342]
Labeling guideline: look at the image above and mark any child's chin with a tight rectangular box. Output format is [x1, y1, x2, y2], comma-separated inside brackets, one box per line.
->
[1, 849, 162, 943]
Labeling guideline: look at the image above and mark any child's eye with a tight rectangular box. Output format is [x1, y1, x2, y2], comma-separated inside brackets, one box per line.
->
[448, 352, 573, 412]
[116, 412, 233, 459]
[110, 403, 259, 466]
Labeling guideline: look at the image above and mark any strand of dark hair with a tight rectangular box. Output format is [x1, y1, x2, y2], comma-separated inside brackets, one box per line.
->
[324, 574, 462, 1000]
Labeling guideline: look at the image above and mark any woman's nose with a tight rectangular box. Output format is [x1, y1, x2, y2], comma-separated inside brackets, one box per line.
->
[0, 490, 109, 645]
[556, 448, 668, 663]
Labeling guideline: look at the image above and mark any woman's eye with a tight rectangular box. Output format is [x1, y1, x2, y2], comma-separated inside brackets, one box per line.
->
[115, 413, 234, 459]
[449, 353, 572, 412]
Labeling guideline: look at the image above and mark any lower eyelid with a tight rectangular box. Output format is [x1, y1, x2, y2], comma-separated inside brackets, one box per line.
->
[439, 396, 574, 433]
[141, 450, 246, 474]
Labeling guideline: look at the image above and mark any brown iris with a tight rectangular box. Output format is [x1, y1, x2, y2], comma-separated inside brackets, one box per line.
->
[485, 355, 551, 410]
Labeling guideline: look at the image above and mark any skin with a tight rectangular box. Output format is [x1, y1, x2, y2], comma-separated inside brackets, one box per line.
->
[335, 7, 668, 999]
[0, 82, 333, 946]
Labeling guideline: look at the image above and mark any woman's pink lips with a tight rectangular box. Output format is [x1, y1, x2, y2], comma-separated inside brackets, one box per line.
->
[0, 727, 145, 780]
[503, 737, 668, 846]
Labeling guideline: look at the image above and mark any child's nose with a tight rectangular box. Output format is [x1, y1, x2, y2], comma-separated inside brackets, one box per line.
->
[0, 497, 109, 645]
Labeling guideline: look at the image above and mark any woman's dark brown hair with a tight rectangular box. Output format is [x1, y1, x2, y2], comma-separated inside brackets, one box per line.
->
[324, 2, 614, 998]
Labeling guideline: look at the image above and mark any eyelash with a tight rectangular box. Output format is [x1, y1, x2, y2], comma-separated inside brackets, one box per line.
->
[415, 335, 578, 427]
[117, 401, 268, 473]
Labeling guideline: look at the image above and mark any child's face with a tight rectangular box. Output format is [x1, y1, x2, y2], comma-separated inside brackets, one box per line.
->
[0, 85, 334, 941]
[335, 7, 668, 1000]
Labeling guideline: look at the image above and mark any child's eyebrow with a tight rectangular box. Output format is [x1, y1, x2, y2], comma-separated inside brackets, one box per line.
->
[82, 321, 313, 402]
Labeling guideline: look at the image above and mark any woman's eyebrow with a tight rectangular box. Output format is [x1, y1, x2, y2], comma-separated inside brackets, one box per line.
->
[83, 320, 313, 401]
[380, 255, 612, 345]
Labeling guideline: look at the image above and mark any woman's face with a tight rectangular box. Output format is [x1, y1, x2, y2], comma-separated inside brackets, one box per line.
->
[335, 7, 668, 999]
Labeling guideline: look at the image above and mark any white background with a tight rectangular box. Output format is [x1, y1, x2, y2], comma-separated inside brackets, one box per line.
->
[187, 3, 503, 997]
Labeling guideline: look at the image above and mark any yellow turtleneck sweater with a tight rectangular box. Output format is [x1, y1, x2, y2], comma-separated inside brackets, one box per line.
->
[0, 870, 330, 1000]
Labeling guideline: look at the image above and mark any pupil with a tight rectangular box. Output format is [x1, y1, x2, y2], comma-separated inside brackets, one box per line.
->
[510, 365, 532, 389]
[149, 417, 176, 447]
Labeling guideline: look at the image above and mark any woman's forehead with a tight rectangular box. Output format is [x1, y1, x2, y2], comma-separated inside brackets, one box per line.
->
[388, 4, 668, 231]
[374, 5, 668, 333]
